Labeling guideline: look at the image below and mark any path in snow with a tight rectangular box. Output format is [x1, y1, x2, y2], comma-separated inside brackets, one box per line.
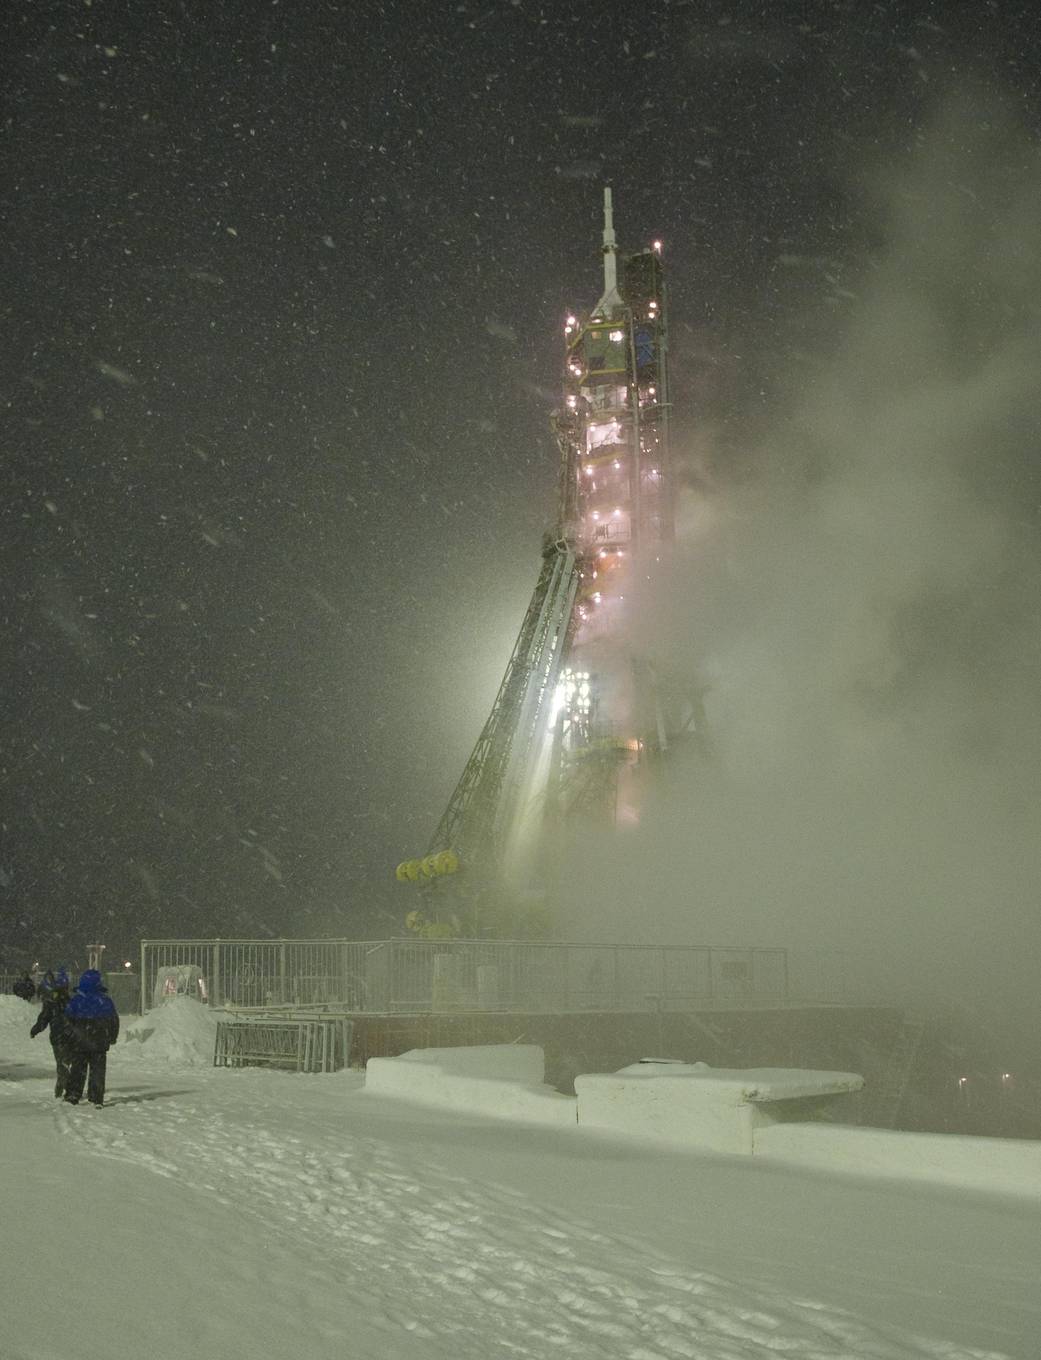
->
[1, 997, 1035, 1360]
[2, 1064, 1013, 1360]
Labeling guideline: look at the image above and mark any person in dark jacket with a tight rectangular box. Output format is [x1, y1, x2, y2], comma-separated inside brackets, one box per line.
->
[63, 969, 119, 1107]
[12, 971, 36, 1002]
[30, 969, 73, 1097]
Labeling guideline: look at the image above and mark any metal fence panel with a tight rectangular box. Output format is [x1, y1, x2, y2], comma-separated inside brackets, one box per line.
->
[141, 937, 791, 1015]
[213, 1016, 351, 1073]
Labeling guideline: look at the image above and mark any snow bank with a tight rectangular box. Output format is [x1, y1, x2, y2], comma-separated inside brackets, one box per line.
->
[0, 992, 37, 1025]
[575, 1062, 863, 1156]
[364, 1044, 577, 1127]
[0, 993, 39, 1063]
[755, 1120, 1041, 1199]
[123, 998, 219, 1067]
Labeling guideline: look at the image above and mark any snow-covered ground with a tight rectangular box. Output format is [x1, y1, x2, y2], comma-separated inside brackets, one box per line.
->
[2, 994, 1038, 1360]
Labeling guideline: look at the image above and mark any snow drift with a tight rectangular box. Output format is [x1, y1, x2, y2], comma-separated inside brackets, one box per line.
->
[123, 997, 218, 1066]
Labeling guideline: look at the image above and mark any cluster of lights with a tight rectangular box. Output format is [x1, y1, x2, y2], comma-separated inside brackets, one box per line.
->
[566, 394, 578, 408]
[552, 667, 592, 723]
[564, 314, 577, 335]
[560, 668, 592, 712]
[609, 329, 624, 343]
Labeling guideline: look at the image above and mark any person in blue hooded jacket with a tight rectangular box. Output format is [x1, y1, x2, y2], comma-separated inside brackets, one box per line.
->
[63, 969, 119, 1107]
[30, 968, 73, 1097]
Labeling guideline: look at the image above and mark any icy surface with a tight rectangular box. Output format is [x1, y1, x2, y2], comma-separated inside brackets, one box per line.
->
[607, 1060, 865, 1099]
[1, 996, 1037, 1359]
[381, 1042, 548, 1080]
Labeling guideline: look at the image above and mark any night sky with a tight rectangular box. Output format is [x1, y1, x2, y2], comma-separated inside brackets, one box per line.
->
[3, 0, 1039, 966]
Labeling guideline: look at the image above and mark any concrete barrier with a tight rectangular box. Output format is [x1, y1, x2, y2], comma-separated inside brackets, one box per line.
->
[364, 1044, 577, 1127]
[575, 1062, 863, 1156]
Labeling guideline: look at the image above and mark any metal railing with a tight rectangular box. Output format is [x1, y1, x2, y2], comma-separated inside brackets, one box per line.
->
[140, 937, 791, 1016]
[214, 1016, 352, 1073]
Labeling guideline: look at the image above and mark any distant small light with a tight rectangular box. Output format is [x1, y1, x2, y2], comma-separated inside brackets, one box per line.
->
[567, 395, 577, 408]
[609, 329, 624, 342]
[613, 507, 622, 518]
[652, 240, 662, 253]
[958, 1076, 969, 1087]
[124, 961, 132, 969]
[598, 549, 607, 558]
[591, 511, 600, 521]
[566, 315, 577, 327]
[613, 460, 621, 469]
[592, 592, 602, 603]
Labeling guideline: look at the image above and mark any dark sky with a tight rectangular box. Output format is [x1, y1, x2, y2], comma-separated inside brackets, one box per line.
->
[2, 0, 1039, 964]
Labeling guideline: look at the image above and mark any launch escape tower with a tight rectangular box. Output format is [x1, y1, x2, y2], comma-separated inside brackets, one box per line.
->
[396, 190, 675, 933]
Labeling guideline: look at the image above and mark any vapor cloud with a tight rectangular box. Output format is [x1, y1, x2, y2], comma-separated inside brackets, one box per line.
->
[559, 94, 1041, 1060]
